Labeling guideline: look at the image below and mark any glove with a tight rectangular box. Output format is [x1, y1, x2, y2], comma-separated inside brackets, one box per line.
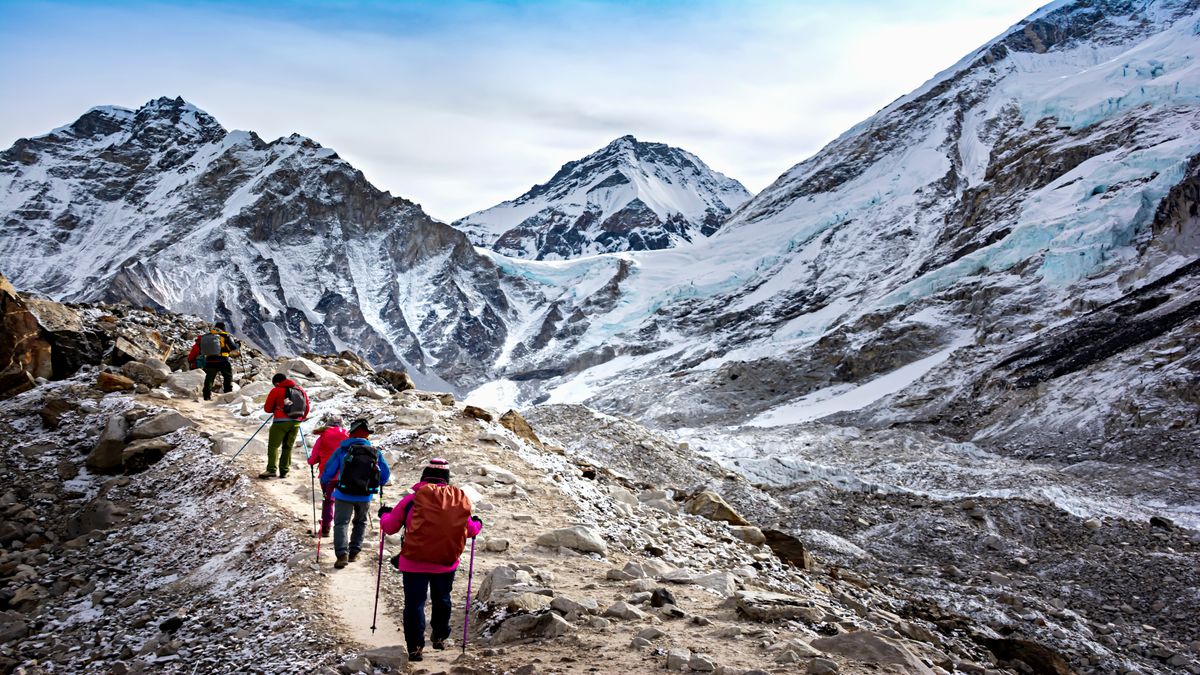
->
[378, 505, 393, 518]
[470, 515, 482, 525]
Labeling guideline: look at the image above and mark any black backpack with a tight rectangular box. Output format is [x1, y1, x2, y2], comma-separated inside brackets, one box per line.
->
[338, 445, 380, 497]
[281, 386, 306, 420]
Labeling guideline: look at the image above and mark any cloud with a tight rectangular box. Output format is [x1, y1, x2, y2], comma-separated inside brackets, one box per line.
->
[0, 0, 1047, 220]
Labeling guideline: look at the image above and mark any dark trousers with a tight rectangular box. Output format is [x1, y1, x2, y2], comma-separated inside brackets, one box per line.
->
[202, 361, 233, 399]
[402, 570, 456, 651]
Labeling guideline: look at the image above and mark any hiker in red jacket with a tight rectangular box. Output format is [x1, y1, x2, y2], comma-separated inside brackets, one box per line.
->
[307, 413, 347, 537]
[260, 373, 309, 479]
[379, 459, 481, 662]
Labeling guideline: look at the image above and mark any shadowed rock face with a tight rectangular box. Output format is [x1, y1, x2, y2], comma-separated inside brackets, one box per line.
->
[0, 274, 53, 398]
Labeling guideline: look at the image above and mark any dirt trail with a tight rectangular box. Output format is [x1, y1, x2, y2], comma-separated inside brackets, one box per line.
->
[173, 399, 407, 649]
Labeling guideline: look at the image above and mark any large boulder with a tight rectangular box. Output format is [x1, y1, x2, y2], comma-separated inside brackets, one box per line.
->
[499, 409, 542, 448]
[464, 405, 495, 422]
[536, 526, 607, 554]
[763, 529, 815, 570]
[283, 357, 341, 384]
[377, 369, 416, 392]
[121, 359, 171, 387]
[488, 612, 572, 645]
[24, 296, 103, 378]
[0, 274, 53, 398]
[735, 591, 825, 623]
[86, 414, 129, 472]
[358, 646, 407, 670]
[810, 632, 935, 675]
[684, 491, 749, 525]
[110, 332, 171, 366]
[129, 412, 195, 440]
[166, 370, 206, 398]
[221, 380, 270, 402]
[692, 571, 738, 597]
[95, 371, 135, 392]
[121, 438, 173, 474]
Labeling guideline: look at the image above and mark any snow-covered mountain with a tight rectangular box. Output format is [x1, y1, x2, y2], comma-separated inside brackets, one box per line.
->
[475, 0, 1200, 462]
[453, 135, 751, 259]
[2, 0, 1199, 467]
[0, 97, 517, 386]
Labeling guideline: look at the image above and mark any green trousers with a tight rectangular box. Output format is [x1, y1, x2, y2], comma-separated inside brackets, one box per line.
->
[266, 421, 300, 476]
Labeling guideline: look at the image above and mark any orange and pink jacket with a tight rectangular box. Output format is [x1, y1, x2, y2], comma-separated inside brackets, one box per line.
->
[380, 482, 483, 574]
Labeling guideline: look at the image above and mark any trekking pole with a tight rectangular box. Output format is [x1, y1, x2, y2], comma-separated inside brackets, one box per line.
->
[309, 465, 319, 560]
[370, 484, 385, 634]
[462, 535, 477, 655]
[298, 426, 317, 540]
[230, 416, 271, 462]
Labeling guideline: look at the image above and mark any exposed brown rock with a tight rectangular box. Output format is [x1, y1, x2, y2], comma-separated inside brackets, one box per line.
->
[0, 274, 54, 398]
[763, 529, 815, 571]
[684, 490, 749, 525]
[378, 368, 416, 392]
[95, 371, 136, 392]
[499, 409, 542, 448]
[464, 405, 495, 422]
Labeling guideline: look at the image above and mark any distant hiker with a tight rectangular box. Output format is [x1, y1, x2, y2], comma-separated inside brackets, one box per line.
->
[321, 419, 391, 568]
[187, 322, 240, 401]
[260, 373, 310, 479]
[379, 458, 481, 661]
[307, 413, 348, 536]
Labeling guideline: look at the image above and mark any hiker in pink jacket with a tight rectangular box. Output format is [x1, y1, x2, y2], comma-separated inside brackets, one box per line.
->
[307, 414, 348, 537]
[379, 459, 481, 662]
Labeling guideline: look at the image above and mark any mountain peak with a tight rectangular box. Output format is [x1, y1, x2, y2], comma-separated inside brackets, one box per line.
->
[453, 136, 751, 259]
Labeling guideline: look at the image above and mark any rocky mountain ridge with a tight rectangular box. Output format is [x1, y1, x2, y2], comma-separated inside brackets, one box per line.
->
[453, 135, 751, 260]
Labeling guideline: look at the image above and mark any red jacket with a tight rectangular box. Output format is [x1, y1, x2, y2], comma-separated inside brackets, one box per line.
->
[307, 426, 348, 476]
[187, 339, 200, 368]
[263, 379, 310, 422]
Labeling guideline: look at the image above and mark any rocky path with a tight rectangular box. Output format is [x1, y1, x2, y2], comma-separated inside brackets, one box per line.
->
[173, 399, 410, 651]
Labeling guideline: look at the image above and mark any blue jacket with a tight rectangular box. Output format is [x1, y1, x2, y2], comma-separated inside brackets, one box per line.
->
[320, 437, 391, 503]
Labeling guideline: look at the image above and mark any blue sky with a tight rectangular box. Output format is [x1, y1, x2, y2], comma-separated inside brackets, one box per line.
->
[0, 0, 1047, 220]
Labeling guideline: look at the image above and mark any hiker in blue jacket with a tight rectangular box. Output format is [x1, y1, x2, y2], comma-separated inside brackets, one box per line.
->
[321, 419, 391, 568]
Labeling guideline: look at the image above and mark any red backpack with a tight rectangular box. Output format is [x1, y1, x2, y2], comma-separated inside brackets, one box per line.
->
[401, 484, 472, 566]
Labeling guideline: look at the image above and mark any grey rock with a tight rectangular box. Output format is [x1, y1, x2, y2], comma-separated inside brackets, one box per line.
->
[121, 359, 170, 387]
[810, 632, 933, 675]
[129, 411, 195, 440]
[808, 658, 839, 675]
[689, 654, 716, 672]
[692, 571, 737, 597]
[86, 414, 129, 472]
[735, 591, 825, 623]
[536, 526, 607, 554]
[667, 648, 692, 671]
[359, 645, 408, 669]
[165, 370, 206, 398]
[603, 601, 648, 621]
[489, 611, 572, 644]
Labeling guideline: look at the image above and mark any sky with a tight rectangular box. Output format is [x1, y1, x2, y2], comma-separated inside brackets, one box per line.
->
[0, 0, 1047, 221]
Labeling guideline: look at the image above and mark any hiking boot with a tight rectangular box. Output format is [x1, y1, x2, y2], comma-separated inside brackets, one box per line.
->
[334, 554, 348, 569]
[257, 471, 276, 479]
[408, 647, 423, 662]
[347, 551, 359, 563]
[431, 639, 447, 650]
[278, 472, 288, 479]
